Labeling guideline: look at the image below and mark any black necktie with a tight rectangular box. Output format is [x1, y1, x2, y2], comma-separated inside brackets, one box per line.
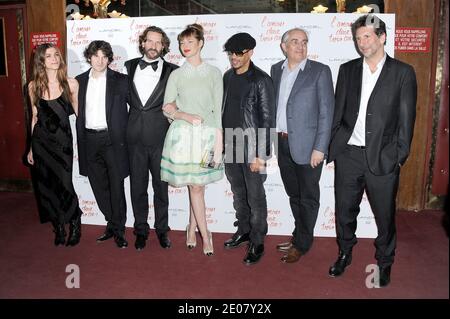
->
[139, 59, 159, 71]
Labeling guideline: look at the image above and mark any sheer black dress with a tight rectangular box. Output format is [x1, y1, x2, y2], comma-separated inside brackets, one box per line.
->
[31, 94, 82, 224]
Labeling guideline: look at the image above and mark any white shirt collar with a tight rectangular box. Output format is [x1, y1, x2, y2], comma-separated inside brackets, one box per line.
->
[89, 68, 107, 79]
[281, 58, 307, 71]
[142, 56, 162, 64]
[363, 53, 387, 72]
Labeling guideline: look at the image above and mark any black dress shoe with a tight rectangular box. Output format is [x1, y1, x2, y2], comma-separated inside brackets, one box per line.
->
[66, 217, 81, 247]
[52, 222, 66, 246]
[224, 232, 250, 249]
[243, 243, 264, 265]
[379, 266, 391, 287]
[329, 251, 352, 277]
[114, 235, 128, 248]
[157, 232, 171, 249]
[96, 230, 114, 242]
[135, 234, 147, 251]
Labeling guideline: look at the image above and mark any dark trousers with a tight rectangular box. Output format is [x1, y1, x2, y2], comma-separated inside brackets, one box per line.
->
[86, 131, 126, 236]
[334, 145, 399, 267]
[276, 136, 323, 254]
[224, 162, 268, 246]
[129, 143, 169, 237]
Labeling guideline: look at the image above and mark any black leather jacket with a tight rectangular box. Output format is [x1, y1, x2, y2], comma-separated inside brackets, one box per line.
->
[222, 62, 275, 161]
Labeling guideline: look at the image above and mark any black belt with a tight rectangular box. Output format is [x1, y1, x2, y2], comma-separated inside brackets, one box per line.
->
[278, 132, 288, 138]
[85, 128, 108, 134]
[349, 144, 366, 149]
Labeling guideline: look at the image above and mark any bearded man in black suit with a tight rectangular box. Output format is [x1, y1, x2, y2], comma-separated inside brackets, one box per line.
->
[124, 26, 178, 251]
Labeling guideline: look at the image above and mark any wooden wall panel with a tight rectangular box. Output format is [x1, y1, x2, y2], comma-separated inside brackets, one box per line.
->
[431, 0, 449, 196]
[385, 0, 438, 210]
[26, 0, 66, 56]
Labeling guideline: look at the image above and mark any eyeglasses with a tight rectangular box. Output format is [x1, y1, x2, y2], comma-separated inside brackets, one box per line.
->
[226, 50, 250, 57]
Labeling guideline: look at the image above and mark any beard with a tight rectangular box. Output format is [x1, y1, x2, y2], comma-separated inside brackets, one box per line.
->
[145, 48, 163, 60]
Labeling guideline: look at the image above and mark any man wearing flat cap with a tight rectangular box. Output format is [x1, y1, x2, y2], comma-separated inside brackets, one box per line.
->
[222, 32, 275, 265]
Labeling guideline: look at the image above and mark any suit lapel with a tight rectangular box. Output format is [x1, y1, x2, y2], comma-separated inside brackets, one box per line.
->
[105, 68, 114, 124]
[352, 58, 364, 116]
[129, 59, 144, 108]
[287, 59, 312, 102]
[143, 60, 169, 109]
[78, 70, 90, 124]
[367, 55, 391, 106]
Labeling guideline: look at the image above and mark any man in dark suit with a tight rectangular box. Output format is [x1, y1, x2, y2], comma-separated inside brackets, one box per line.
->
[76, 40, 130, 248]
[124, 26, 178, 251]
[327, 15, 417, 287]
[271, 28, 335, 263]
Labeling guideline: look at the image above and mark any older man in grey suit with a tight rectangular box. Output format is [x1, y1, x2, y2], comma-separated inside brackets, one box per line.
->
[271, 28, 334, 263]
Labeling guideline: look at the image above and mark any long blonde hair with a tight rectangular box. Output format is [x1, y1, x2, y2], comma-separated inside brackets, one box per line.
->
[31, 43, 71, 103]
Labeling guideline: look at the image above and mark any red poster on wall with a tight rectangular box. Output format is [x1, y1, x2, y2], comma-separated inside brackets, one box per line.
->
[395, 27, 431, 53]
[30, 32, 61, 50]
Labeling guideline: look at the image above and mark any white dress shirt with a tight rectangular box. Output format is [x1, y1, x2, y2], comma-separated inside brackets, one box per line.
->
[85, 68, 108, 130]
[128, 57, 162, 106]
[276, 58, 307, 133]
[348, 54, 387, 146]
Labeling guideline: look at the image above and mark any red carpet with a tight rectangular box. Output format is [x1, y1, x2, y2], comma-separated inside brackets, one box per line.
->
[0, 191, 448, 299]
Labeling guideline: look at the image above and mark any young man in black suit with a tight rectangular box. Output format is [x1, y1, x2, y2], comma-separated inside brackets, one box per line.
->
[124, 26, 178, 251]
[76, 40, 130, 248]
[327, 15, 417, 287]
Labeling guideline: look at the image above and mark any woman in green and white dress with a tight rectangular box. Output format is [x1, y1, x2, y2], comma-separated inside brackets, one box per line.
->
[161, 23, 223, 256]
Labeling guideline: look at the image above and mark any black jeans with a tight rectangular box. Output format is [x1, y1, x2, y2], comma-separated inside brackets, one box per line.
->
[224, 163, 268, 246]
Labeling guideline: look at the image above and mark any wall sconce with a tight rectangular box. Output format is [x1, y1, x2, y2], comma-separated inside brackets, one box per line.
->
[336, 0, 346, 13]
[71, 12, 85, 20]
[355, 5, 374, 13]
[74, 0, 127, 19]
[108, 10, 122, 18]
[311, 5, 328, 13]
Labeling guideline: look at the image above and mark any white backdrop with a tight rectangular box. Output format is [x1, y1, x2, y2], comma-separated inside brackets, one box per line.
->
[66, 13, 395, 238]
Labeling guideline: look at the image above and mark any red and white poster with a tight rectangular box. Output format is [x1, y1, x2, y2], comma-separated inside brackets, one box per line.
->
[395, 27, 431, 53]
[30, 32, 61, 50]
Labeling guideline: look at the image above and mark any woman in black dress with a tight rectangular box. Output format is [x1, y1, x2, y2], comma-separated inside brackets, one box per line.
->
[27, 43, 82, 246]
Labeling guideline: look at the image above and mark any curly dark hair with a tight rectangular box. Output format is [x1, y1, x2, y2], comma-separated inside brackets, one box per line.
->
[83, 40, 114, 64]
[138, 26, 171, 56]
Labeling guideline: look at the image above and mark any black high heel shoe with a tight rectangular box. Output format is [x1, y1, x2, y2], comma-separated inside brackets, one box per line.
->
[66, 216, 81, 247]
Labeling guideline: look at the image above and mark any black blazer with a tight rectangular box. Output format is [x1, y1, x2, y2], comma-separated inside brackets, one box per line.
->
[328, 55, 417, 175]
[124, 57, 178, 147]
[75, 67, 130, 179]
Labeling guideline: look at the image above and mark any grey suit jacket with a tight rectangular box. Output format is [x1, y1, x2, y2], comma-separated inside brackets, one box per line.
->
[271, 59, 335, 165]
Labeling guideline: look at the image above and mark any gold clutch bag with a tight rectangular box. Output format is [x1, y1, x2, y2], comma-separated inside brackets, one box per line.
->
[200, 149, 224, 170]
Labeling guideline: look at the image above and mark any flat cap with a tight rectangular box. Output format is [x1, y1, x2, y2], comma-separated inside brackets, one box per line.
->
[224, 32, 256, 52]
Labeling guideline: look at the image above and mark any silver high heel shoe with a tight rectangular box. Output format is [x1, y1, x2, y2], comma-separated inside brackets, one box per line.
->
[203, 231, 214, 256]
[186, 224, 196, 249]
